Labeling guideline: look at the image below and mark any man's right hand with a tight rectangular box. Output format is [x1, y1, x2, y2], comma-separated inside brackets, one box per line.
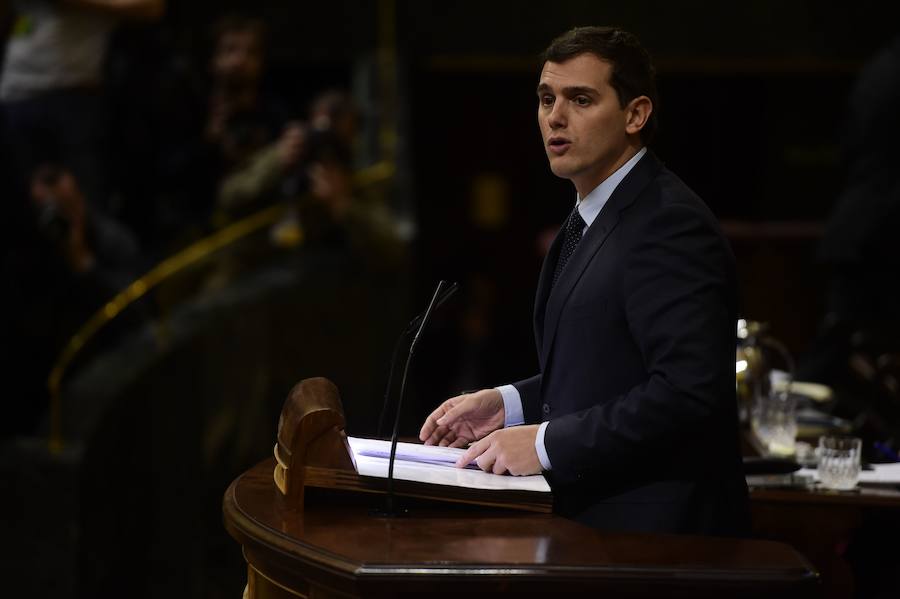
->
[419, 389, 505, 448]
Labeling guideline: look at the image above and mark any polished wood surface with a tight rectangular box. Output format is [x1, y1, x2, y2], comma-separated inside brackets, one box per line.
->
[752, 484, 900, 507]
[225, 459, 819, 598]
[751, 484, 900, 599]
[275, 378, 356, 511]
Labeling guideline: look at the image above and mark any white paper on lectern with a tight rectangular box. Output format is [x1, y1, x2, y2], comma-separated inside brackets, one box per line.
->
[347, 437, 551, 493]
[860, 463, 900, 483]
[350, 436, 478, 468]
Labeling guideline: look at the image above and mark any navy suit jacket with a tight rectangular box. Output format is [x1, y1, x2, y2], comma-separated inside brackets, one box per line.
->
[514, 151, 749, 535]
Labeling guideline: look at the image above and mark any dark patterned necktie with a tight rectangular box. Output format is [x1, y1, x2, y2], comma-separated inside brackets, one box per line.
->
[552, 207, 587, 289]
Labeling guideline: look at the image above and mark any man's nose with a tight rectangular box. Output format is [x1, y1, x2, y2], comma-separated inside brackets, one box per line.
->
[548, 101, 567, 129]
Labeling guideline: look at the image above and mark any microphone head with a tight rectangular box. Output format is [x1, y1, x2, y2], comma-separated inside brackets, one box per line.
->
[405, 281, 460, 333]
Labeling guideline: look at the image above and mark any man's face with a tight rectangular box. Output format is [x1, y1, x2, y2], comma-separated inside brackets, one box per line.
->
[213, 30, 263, 88]
[537, 53, 634, 197]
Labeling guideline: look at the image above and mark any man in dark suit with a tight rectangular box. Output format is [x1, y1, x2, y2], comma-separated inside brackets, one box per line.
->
[419, 26, 748, 535]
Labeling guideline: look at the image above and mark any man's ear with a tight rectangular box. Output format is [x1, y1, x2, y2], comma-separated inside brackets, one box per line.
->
[624, 95, 652, 136]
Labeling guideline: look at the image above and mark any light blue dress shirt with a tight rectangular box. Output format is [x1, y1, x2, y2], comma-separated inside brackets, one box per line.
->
[497, 147, 647, 470]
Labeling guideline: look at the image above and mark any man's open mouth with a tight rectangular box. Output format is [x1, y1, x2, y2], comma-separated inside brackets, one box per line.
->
[548, 137, 571, 154]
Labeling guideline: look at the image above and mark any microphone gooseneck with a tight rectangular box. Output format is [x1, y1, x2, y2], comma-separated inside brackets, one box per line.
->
[375, 281, 459, 438]
[383, 280, 449, 516]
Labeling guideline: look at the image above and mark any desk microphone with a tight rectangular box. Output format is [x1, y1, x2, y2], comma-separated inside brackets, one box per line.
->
[377, 280, 454, 516]
[376, 281, 459, 437]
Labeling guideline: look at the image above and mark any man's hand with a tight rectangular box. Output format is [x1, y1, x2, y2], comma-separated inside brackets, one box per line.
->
[419, 389, 505, 448]
[456, 425, 542, 476]
[309, 161, 352, 220]
[277, 123, 306, 170]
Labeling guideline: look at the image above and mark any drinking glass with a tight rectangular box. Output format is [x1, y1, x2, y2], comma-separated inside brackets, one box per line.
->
[751, 390, 797, 456]
[818, 436, 862, 490]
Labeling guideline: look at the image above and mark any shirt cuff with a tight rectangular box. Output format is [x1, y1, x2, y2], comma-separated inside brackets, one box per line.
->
[535, 421, 553, 470]
[496, 384, 524, 427]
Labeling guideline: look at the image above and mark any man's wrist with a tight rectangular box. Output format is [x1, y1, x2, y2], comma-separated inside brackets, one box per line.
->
[535, 421, 553, 470]
[495, 384, 524, 427]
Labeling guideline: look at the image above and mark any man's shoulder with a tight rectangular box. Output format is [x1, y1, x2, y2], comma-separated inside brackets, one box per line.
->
[619, 159, 728, 250]
[639, 161, 718, 222]
[647, 161, 701, 201]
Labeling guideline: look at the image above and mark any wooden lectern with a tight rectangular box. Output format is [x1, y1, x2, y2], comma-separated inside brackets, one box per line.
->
[224, 378, 821, 598]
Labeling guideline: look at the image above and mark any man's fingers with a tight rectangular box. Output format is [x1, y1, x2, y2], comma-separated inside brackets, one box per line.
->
[424, 424, 450, 446]
[419, 407, 447, 442]
[449, 437, 468, 449]
[420, 401, 453, 442]
[476, 445, 498, 473]
[435, 401, 461, 427]
[418, 412, 436, 442]
[418, 419, 436, 443]
[456, 437, 486, 468]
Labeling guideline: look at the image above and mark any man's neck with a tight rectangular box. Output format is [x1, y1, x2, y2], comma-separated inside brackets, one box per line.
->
[573, 141, 644, 199]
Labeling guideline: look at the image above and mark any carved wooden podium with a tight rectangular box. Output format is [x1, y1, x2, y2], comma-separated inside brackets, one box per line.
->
[224, 378, 821, 598]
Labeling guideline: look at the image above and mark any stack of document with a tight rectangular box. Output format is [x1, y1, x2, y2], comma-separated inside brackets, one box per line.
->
[347, 437, 551, 494]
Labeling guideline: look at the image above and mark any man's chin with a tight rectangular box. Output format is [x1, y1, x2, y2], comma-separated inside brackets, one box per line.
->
[548, 159, 577, 180]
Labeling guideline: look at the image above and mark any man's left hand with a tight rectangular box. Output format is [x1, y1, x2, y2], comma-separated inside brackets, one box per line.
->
[456, 425, 543, 476]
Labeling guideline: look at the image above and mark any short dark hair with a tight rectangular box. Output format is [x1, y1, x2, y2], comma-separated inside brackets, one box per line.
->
[541, 26, 659, 144]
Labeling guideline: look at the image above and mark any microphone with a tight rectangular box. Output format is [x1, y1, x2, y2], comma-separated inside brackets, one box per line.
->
[379, 280, 452, 516]
[376, 281, 459, 437]
[404, 281, 459, 334]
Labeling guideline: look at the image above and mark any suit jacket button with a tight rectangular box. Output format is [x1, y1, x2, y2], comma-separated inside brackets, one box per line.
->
[542, 403, 550, 415]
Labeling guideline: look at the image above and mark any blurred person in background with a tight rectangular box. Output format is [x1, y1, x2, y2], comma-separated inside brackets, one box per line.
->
[145, 13, 299, 249]
[2, 163, 141, 438]
[798, 35, 900, 437]
[29, 163, 139, 279]
[208, 15, 303, 218]
[1, 0, 165, 217]
[800, 37, 900, 383]
[278, 89, 406, 270]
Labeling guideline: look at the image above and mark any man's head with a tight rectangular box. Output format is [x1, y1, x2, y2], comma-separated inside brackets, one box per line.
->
[30, 164, 86, 244]
[537, 27, 657, 197]
[211, 16, 266, 90]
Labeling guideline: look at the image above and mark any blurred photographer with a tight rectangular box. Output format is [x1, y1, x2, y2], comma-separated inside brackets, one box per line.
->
[30, 164, 139, 277]
[268, 90, 406, 271]
[208, 15, 300, 219]
[3, 164, 141, 437]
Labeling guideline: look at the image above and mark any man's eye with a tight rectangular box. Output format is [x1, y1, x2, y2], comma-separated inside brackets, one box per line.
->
[540, 95, 554, 107]
[574, 96, 591, 106]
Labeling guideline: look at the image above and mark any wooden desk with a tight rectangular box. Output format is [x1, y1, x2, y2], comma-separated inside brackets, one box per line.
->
[751, 484, 900, 599]
[225, 459, 819, 599]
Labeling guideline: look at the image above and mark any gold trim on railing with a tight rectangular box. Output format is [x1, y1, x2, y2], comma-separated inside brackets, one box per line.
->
[46, 161, 396, 454]
[46, 204, 288, 452]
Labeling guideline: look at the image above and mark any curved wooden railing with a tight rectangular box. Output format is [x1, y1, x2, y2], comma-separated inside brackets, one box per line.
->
[46, 161, 396, 452]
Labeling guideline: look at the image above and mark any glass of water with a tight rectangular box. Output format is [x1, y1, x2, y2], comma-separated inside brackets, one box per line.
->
[751, 389, 797, 457]
[818, 436, 862, 490]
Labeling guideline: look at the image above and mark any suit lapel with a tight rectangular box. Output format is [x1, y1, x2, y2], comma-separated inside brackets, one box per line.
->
[539, 151, 663, 368]
[534, 224, 565, 352]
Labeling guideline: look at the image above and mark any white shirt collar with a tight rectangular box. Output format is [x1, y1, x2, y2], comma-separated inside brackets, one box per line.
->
[576, 147, 647, 227]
